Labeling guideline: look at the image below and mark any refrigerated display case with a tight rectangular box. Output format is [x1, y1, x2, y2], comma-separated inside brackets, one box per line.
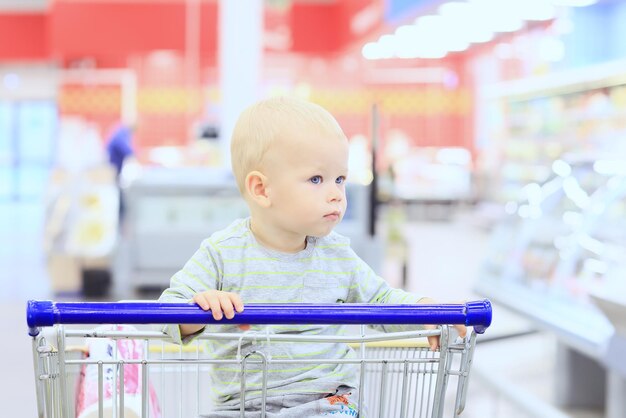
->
[478, 159, 616, 344]
[476, 159, 626, 417]
[475, 60, 626, 417]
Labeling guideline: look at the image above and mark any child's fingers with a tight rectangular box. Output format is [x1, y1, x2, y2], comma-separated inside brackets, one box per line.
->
[218, 293, 236, 319]
[424, 325, 439, 351]
[208, 295, 223, 320]
[455, 324, 467, 338]
[192, 293, 211, 311]
[217, 292, 244, 320]
[229, 293, 245, 313]
[193, 291, 244, 322]
[227, 293, 245, 329]
[423, 324, 439, 351]
[427, 335, 439, 351]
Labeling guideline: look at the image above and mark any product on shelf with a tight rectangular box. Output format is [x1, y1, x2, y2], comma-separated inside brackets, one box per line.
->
[486, 82, 626, 204]
[482, 157, 626, 307]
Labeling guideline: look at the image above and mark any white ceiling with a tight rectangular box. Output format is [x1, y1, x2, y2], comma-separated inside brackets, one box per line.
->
[0, 0, 47, 11]
[0, 0, 333, 11]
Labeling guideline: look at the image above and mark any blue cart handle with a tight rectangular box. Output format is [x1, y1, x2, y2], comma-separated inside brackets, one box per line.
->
[27, 299, 491, 336]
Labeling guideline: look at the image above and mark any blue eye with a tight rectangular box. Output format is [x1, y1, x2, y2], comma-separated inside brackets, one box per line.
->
[336, 176, 346, 184]
[310, 176, 322, 184]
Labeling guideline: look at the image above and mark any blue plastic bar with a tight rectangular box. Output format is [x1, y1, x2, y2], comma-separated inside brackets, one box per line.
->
[27, 299, 491, 336]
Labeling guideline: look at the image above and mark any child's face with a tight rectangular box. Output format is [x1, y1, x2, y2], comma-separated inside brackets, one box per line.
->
[262, 131, 349, 238]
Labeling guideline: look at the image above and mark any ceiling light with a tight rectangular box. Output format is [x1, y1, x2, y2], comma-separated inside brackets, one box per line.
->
[551, 0, 597, 7]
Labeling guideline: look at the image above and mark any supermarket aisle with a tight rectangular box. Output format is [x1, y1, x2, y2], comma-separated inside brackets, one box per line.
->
[394, 210, 602, 418]
[0, 201, 602, 417]
[0, 202, 51, 301]
[0, 202, 52, 418]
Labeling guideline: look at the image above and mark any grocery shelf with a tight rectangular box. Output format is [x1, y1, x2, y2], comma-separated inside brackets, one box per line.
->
[482, 58, 626, 101]
[474, 274, 614, 360]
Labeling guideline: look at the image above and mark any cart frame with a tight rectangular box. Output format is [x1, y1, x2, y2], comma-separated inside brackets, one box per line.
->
[27, 300, 492, 418]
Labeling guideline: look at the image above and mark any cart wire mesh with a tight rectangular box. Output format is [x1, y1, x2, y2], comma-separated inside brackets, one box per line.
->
[27, 300, 491, 418]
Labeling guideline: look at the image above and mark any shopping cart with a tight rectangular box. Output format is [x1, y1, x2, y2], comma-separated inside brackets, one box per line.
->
[27, 300, 492, 418]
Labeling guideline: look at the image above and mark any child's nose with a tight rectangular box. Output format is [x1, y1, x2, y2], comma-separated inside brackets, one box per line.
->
[328, 185, 343, 202]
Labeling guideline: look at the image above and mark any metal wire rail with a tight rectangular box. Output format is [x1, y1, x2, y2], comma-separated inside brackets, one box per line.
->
[27, 300, 492, 418]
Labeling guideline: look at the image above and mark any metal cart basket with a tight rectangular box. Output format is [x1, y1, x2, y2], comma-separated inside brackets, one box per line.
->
[27, 300, 492, 418]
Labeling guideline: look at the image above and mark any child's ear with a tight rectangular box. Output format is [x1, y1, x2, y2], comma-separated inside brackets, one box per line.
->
[245, 171, 271, 208]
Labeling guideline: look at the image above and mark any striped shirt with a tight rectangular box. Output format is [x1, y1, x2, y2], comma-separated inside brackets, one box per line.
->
[158, 218, 420, 406]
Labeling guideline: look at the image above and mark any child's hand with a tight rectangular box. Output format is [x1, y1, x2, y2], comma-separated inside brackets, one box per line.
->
[418, 298, 468, 351]
[193, 290, 250, 331]
[423, 324, 468, 351]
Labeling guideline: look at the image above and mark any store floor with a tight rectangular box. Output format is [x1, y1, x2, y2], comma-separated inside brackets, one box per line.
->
[0, 202, 604, 417]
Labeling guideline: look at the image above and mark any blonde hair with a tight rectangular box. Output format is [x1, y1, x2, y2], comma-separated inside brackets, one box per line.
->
[230, 96, 346, 193]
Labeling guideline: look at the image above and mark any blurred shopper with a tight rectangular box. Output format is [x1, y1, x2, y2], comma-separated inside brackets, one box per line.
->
[105, 122, 136, 220]
[106, 122, 135, 177]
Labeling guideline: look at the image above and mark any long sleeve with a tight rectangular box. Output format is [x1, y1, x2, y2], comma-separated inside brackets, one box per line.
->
[158, 238, 223, 344]
[347, 250, 423, 332]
